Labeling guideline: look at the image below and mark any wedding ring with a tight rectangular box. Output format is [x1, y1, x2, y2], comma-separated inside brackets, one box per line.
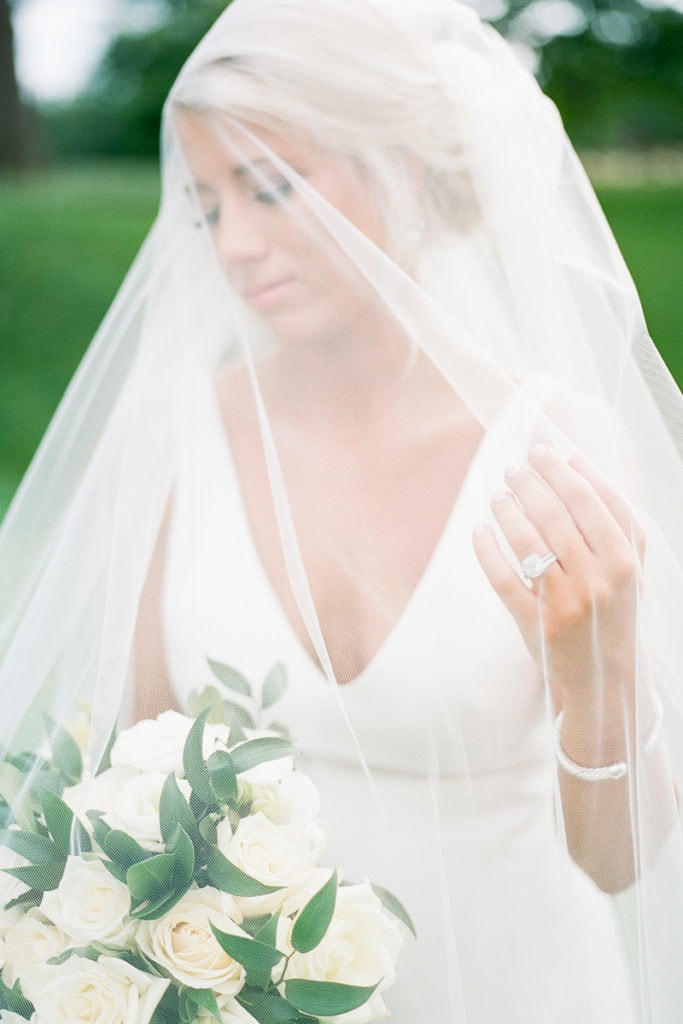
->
[521, 551, 558, 582]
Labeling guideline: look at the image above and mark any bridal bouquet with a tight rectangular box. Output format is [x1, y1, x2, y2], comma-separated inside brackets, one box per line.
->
[0, 663, 409, 1024]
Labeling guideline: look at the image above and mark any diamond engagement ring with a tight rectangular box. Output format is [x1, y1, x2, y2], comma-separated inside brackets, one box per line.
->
[521, 551, 559, 582]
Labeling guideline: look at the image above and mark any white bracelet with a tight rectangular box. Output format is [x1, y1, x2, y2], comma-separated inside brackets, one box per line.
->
[554, 695, 664, 782]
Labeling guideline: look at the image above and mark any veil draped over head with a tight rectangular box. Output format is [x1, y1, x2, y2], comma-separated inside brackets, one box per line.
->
[2, 0, 683, 1020]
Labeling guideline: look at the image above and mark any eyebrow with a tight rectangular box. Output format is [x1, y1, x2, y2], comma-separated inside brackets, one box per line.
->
[233, 157, 280, 180]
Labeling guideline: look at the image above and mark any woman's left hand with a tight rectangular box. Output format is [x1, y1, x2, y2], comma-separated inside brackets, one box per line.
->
[473, 444, 645, 707]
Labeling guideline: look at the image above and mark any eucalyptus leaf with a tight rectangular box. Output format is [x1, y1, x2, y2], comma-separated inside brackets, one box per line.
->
[254, 911, 280, 948]
[371, 883, 417, 938]
[159, 774, 203, 848]
[0, 828, 61, 866]
[43, 715, 83, 786]
[207, 750, 238, 804]
[0, 761, 36, 832]
[207, 659, 252, 697]
[205, 846, 280, 897]
[103, 829, 149, 869]
[39, 788, 90, 855]
[0, 976, 35, 1017]
[236, 990, 307, 1024]
[284, 978, 380, 1016]
[182, 708, 214, 805]
[4, 862, 66, 891]
[188, 685, 232, 726]
[210, 926, 284, 988]
[262, 663, 288, 710]
[224, 702, 256, 731]
[186, 986, 222, 1023]
[291, 870, 337, 953]
[230, 737, 296, 774]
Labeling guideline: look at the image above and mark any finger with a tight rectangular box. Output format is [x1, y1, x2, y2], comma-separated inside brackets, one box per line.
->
[519, 446, 632, 560]
[472, 521, 538, 623]
[567, 450, 646, 561]
[502, 461, 591, 571]
[490, 489, 567, 589]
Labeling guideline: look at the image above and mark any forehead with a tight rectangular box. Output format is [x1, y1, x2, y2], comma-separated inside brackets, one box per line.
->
[174, 110, 312, 182]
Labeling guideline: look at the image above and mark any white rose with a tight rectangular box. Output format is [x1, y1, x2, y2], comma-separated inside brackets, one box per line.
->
[218, 813, 326, 917]
[248, 770, 321, 827]
[40, 856, 133, 947]
[103, 772, 191, 851]
[136, 885, 249, 995]
[1, 909, 66, 988]
[22, 954, 169, 1024]
[0, 1012, 34, 1024]
[110, 712, 195, 775]
[282, 883, 404, 1024]
[62, 766, 138, 827]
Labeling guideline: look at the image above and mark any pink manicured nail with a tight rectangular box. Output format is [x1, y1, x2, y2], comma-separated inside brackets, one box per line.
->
[492, 489, 509, 504]
[529, 443, 548, 460]
[473, 523, 488, 538]
[504, 463, 522, 479]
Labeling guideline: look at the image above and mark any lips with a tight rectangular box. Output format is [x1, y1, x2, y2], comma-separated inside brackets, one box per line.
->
[243, 278, 295, 308]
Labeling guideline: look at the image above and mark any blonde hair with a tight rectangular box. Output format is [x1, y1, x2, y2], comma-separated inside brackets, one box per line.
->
[171, 0, 478, 248]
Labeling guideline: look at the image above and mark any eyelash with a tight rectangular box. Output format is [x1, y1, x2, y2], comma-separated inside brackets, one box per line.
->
[198, 180, 294, 228]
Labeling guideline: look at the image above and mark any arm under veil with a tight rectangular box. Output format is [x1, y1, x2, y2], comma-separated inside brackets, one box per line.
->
[1, 1, 683, 1021]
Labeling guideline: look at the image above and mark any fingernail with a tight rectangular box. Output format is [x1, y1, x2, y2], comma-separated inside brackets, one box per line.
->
[492, 489, 509, 504]
[473, 523, 488, 538]
[529, 443, 548, 460]
[504, 462, 522, 479]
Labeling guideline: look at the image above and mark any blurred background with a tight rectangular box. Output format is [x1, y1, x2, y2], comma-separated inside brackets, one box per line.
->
[1, 0, 682, 518]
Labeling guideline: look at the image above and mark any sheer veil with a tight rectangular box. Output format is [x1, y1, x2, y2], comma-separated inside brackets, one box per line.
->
[1, 0, 683, 1019]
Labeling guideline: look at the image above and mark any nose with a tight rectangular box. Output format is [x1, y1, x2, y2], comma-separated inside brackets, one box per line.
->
[212, 195, 270, 273]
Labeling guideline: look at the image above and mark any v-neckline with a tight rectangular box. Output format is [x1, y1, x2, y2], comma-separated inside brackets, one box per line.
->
[202, 372, 538, 688]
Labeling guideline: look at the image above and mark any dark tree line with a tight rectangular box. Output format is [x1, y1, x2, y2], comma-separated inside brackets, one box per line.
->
[3, 0, 683, 170]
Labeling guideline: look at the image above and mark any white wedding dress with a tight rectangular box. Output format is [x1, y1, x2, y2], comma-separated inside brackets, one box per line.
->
[163, 370, 638, 1023]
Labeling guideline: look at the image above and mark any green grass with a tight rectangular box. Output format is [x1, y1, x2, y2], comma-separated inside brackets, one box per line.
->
[596, 185, 683, 384]
[0, 162, 159, 515]
[1, 163, 681, 518]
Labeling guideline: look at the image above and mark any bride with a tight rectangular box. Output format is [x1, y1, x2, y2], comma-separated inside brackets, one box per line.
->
[2, 0, 683, 1020]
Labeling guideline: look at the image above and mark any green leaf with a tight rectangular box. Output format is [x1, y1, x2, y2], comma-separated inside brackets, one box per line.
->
[207, 750, 238, 804]
[127, 827, 194, 920]
[262, 663, 288, 710]
[210, 926, 284, 988]
[224, 702, 256, 732]
[0, 976, 35, 1017]
[371, 883, 417, 938]
[100, 858, 129, 885]
[103, 829, 149, 870]
[207, 659, 252, 698]
[43, 715, 83, 786]
[4, 889, 43, 913]
[236, 990, 307, 1024]
[284, 979, 380, 1017]
[0, 828, 61, 866]
[185, 987, 222, 1023]
[254, 911, 280, 948]
[188, 686, 232, 726]
[182, 708, 214, 806]
[205, 846, 280, 897]
[159, 775, 202, 848]
[95, 725, 118, 776]
[291, 870, 337, 953]
[4, 862, 66, 891]
[230, 738, 296, 774]
[39, 788, 91, 855]
[0, 761, 36, 832]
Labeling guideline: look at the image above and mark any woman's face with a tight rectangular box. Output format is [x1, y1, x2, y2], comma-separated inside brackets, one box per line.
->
[176, 112, 391, 350]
